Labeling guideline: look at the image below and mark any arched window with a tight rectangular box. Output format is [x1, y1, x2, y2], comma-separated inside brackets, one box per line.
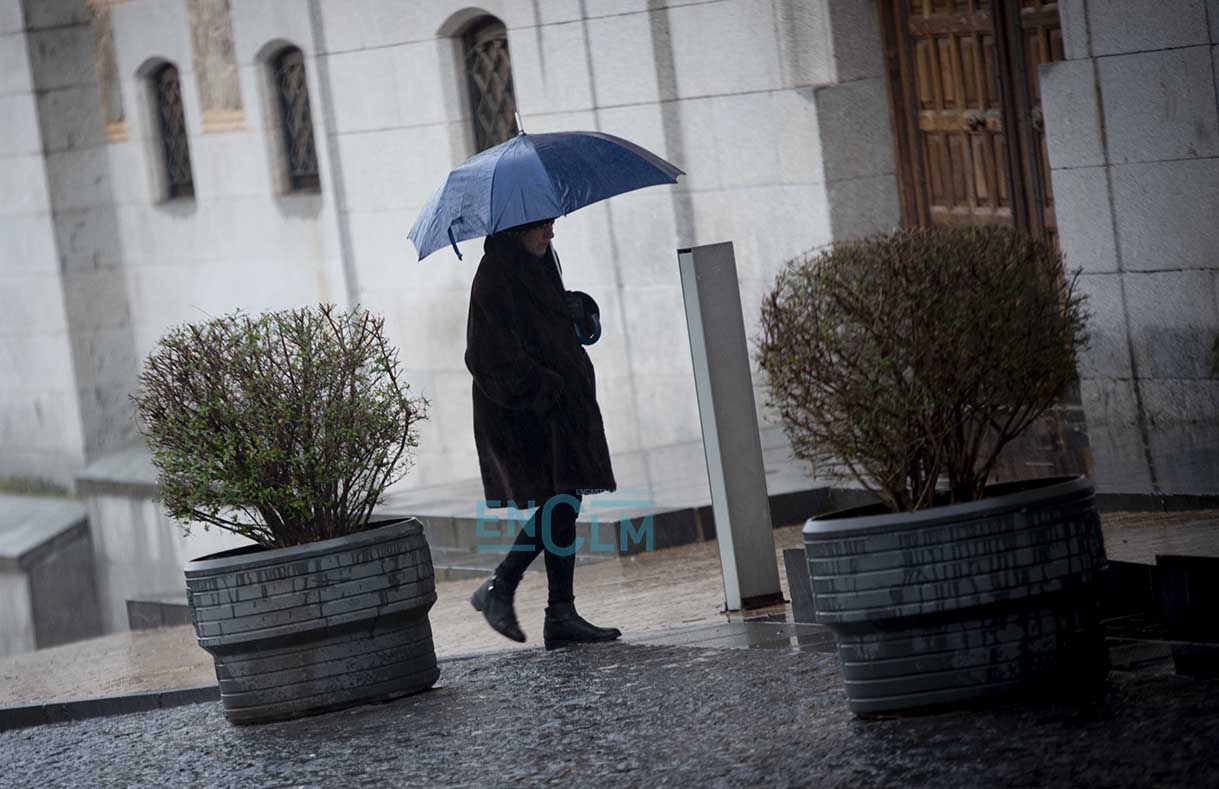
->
[463, 17, 518, 151]
[152, 63, 194, 198]
[271, 46, 319, 192]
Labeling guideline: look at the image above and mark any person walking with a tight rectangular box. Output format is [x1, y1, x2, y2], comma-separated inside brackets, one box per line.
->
[465, 217, 622, 649]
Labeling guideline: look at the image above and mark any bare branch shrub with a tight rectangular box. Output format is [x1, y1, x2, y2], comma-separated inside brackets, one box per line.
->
[133, 305, 428, 548]
[756, 226, 1089, 512]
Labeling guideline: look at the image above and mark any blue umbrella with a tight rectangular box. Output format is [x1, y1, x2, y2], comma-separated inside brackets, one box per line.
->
[408, 130, 683, 260]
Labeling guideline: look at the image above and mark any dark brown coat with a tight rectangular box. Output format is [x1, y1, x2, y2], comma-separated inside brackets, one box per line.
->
[464, 235, 617, 508]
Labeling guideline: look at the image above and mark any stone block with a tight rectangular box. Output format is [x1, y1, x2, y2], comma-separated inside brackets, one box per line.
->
[0, 33, 33, 95]
[19, 0, 89, 30]
[815, 77, 895, 182]
[1074, 273, 1131, 379]
[1141, 379, 1219, 424]
[527, 0, 582, 26]
[1111, 159, 1219, 271]
[314, 0, 368, 52]
[1088, 0, 1208, 56]
[326, 48, 402, 133]
[35, 85, 106, 153]
[827, 0, 884, 82]
[53, 205, 125, 272]
[826, 175, 901, 242]
[510, 20, 594, 115]
[517, 109, 597, 136]
[60, 266, 133, 332]
[110, 0, 193, 79]
[668, 95, 720, 191]
[0, 272, 67, 335]
[0, 155, 49, 216]
[25, 25, 95, 91]
[0, 92, 38, 156]
[776, 87, 823, 185]
[393, 289, 469, 372]
[1050, 166, 1117, 273]
[1098, 47, 1219, 164]
[1124, 270, 1218, 379]
[190, 132, 267, 198]
[230, 0, 314, 64]
[0, 572, 33, 657]
[634, 371, 701, 447]
[620, 284, 692, 376]
[1057, 0, 1090, 60]
[1142, 380, 1219, 496]
[582, 0, 649, 16]
[426, 369, 476, 457]
[0, 330, 76, 387]
[589, 103, 671, 171]
[389, 40, 457, 128]
[772, 0, 833, 88]
[597, 190, 681, 288]
[668, 0, 782, 99]
[45, 149, 112, 211]
[1079, 378, 1154, 494]
[1039, 60, 1104, 169]
[0, 213, 57, 272]
[712, 183, 829, 276]
[594, 373, 642, 454]
[709, 92, 784, 188]
[587, 10, 659, 106]
[0, 0, 24, 35]
[0, 388, 83, 450]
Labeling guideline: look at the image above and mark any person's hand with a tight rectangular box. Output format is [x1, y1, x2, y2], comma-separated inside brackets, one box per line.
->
[564, 292, 583, 321]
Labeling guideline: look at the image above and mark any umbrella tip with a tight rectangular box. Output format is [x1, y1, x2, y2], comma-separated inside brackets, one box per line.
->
[514, 111, 525, 135]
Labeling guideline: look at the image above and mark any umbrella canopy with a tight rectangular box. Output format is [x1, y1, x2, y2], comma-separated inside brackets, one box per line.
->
[408, 131, 683, 260]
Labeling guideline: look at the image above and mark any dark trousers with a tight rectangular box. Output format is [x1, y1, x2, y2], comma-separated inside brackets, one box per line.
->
[495, 493, 582, 606]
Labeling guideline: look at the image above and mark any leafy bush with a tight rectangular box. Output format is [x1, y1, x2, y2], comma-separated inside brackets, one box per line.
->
[133, 305, 427, 548]
[757, 226, 1089, 512]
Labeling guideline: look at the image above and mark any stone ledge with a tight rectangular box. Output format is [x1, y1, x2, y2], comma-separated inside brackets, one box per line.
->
[0, 684, 219, 733]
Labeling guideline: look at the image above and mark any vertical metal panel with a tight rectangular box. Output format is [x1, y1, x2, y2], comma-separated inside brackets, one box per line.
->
[678, 243, 782, 611]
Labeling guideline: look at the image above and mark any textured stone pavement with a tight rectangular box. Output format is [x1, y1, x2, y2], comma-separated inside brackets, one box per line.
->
[3, 641, 1217, 788]
[6, 511, 1217, 709]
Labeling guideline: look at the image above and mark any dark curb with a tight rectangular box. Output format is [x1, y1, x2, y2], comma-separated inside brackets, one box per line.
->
[0, 646, 543, 734]
[0, 685, 220, 733]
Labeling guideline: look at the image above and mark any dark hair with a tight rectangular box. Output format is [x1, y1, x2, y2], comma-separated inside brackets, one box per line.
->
[510, 217, 556, 233]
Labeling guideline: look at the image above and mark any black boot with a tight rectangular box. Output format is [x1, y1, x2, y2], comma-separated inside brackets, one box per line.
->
[543, 602, 622, 650]
[470, 575, 526, 643]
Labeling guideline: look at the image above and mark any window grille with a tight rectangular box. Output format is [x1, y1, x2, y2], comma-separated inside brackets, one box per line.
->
[463, 19, 518, 151]
[154, 64, 195, 198]
[273, 47, 320, 192]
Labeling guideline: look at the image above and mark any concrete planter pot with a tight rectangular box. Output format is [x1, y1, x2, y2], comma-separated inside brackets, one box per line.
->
[184, 517, 439, 725]
[804, 476, 1108, 715]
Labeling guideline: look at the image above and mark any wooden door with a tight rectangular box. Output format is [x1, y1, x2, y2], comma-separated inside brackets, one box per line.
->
[881, 0, 1064, 243]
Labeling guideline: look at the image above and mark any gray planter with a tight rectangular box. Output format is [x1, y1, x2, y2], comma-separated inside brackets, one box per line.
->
[804, 476, 1108, 716]
[184, 517, 439, 725]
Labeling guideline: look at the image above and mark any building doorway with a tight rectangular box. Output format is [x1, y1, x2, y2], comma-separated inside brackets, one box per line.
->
[878, 0, 1088, 479]
[880, 0, 1063, 248]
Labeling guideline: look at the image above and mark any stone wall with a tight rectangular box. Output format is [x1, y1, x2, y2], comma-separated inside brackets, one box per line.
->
[309, 0, 889, 493]
[0, 0, 88, 489]
[3, 0, 897, 498]
[1041, 0, 1219, 497]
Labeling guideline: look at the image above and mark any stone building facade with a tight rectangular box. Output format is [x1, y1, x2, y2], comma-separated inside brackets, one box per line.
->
[0, 0, 1216, 636]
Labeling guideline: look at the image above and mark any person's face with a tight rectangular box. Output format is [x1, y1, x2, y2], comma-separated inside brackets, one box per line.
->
[519, 220, 555, 258]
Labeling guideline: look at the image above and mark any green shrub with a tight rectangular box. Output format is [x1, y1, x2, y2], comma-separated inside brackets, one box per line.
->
[133, 304, 427, 548]
[757, 226, 1089, 512]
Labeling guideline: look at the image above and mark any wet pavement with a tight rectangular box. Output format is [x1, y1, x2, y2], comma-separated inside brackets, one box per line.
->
[3, 512, 1219, 709]
[2, 639, 1216, 787]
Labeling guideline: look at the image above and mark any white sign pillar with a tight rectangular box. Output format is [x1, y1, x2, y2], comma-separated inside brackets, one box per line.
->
[678, 242, 783, 610]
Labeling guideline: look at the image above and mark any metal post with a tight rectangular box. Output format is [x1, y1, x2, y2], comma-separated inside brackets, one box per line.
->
[678, 242, 783, 610]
